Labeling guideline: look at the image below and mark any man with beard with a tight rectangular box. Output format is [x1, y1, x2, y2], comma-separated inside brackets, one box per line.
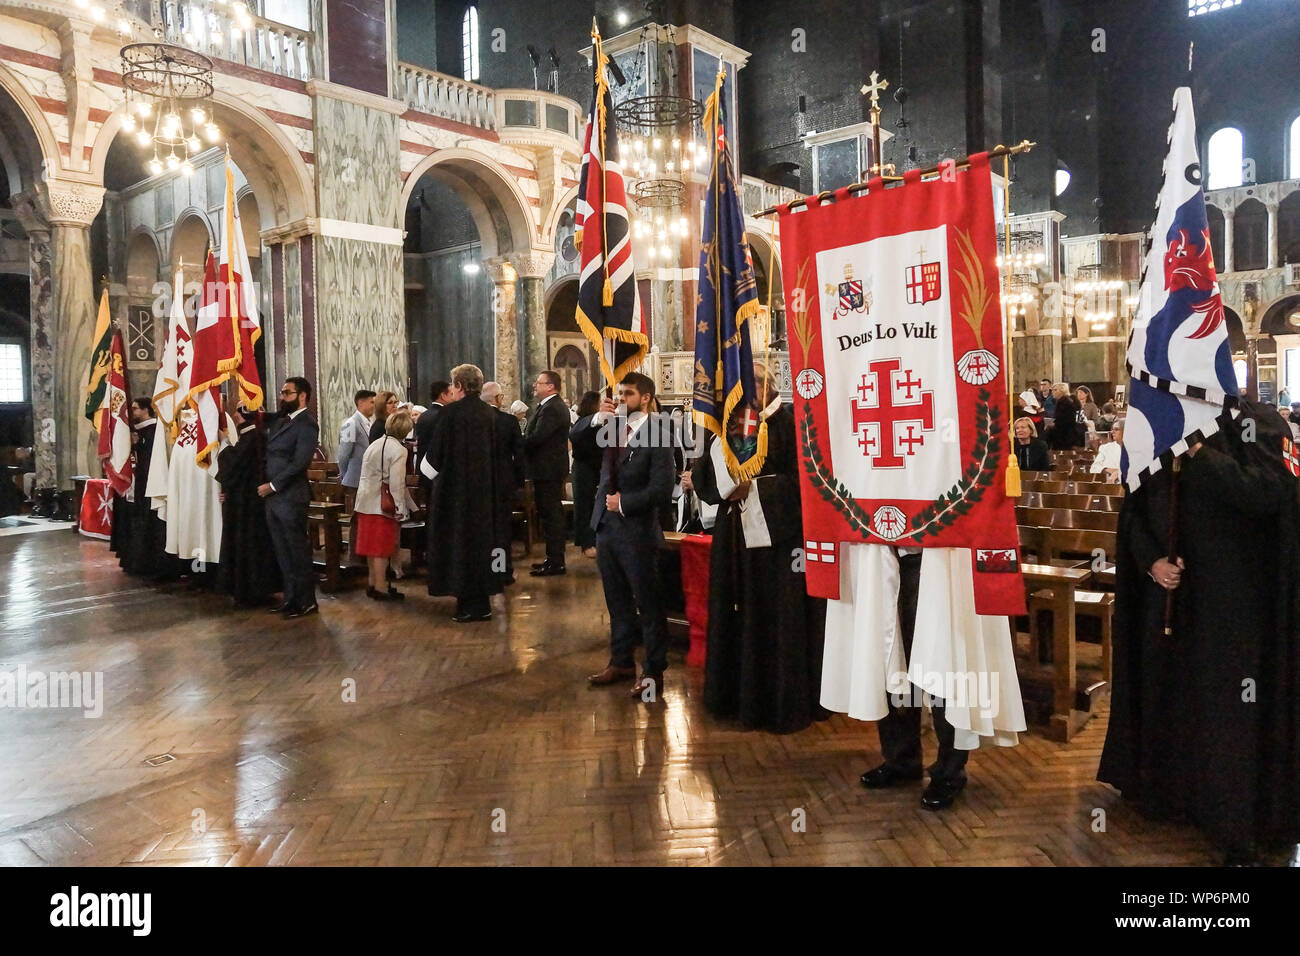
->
[426, 364, 509, 621]
[1098, 400, 1300, 864]
[216, 406, 281, 606]
[258, 377, 320, 619]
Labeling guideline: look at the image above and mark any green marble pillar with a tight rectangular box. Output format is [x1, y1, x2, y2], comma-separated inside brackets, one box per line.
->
[510, 251, 554, 395]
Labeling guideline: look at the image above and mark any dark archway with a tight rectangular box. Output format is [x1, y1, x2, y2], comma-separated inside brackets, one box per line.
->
[1207, 204, 1225, 273]
[1279, 191, 1300, 265]
[1232, 198, 1268, 272]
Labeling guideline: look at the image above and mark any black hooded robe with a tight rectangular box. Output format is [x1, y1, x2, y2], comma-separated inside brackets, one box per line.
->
[1098, 402, 1300, 857]
[215, 425, 281, 605]
[693, 406, 828, 734]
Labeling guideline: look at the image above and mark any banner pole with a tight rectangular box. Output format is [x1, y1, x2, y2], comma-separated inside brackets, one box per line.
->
[1002, 150, 1015, 418]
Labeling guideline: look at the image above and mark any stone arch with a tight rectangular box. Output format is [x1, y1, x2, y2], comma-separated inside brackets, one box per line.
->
[171, 212, 213, 285]
[1279, 190, 1300, 265]
[400, 148, 534, 259]
[540, 183, 580, 245]
[125, 227, 162, 298]
[0, 61, 60, 190]
[1206, 203, 1225, 273]
[90, 92, 316, 231]
[544, 274, 577, 311]
[1259, 294, 1300, 336]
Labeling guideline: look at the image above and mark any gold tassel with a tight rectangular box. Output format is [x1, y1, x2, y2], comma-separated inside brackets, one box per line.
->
[1005, 453, 1021, 498]
[602, 276, 613, 306]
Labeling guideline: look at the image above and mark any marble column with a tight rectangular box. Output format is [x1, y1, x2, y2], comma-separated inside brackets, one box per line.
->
[510, 251, 555, 396]
[308, 81, 407, 454]
[26, 227, 57, 491]
[1266, 202, 1278, 270]
[1223, 209, 1235, 274]
[18, 181, 105, 488]
[483, 257, 519, 401]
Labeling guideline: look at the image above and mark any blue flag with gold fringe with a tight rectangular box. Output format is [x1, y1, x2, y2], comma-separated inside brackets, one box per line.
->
[691, 69, 765, 481]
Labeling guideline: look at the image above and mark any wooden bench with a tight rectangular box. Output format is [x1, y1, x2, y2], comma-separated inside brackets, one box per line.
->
[307, 500, 345, 592]
[1024, 526, 1118, 690]
[1019, 562, 1103, 742]
[1015, 507, 1118, 532]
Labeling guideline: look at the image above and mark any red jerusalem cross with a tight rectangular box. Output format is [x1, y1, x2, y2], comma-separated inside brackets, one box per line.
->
[850, 358, 935, 468]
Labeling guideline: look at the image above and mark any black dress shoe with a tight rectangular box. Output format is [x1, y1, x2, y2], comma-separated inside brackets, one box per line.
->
[860, 763, 923, 789]
[530, 561, 548, 571]
[366, 587, 390, 601]
[286, 603, 319, 619]
[530, 563, 566, 577]
[451, 611, 492, 623]
[920, 777, 967, 811]
[386, 587, 405, 601]
[267, 602, 291, 614]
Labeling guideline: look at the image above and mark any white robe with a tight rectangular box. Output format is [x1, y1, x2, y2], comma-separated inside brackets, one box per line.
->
[163, 408, 224, 565]
[821, 543, 1026, 750]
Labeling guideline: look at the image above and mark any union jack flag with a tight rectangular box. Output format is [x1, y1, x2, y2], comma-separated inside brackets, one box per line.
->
[574, 24, 645, 387]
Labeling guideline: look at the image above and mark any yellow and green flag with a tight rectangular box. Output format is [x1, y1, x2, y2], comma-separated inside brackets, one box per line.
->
[83, 290, 113, 429]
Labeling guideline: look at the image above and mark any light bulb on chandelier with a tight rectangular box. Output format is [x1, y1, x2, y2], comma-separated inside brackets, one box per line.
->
[147, 157, 163, 176]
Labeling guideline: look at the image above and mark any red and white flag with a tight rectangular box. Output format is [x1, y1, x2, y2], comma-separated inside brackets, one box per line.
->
[185, 153, 262, 465]
[188, 251, 225, 466]
[147, 267, 193, 518]
[97, 329, 133, 495]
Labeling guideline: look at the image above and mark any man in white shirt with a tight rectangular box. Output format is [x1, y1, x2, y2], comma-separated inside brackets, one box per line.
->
[1091, 419, 1124, 481]
[336, 389, 375, 490]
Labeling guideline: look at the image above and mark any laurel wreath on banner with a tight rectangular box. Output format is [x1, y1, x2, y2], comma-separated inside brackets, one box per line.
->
[798, 390, 1002, 543]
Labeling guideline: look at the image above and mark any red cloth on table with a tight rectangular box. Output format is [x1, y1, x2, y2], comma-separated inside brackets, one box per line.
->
[79, 478, 113, 539]
[679, 533, 713, 668]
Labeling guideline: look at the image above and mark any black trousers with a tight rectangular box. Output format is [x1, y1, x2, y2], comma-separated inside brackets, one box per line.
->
[876, 552, 968, 784]
[266, 494, 316, 611]
[456, 593, 491, 616]
[596, 522, 668, 673]
[532, 478, 566, 566]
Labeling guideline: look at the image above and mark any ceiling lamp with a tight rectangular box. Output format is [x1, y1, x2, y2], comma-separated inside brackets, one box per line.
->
[121, 41, 220, 178]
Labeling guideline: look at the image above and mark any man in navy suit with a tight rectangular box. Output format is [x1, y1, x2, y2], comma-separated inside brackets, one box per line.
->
[258, 376, 320, 618]
[585, 372, 675, 699]
[523, 370, 572, 577]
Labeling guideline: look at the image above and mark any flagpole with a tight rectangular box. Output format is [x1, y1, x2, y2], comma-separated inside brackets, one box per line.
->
[752, 140, 1036, 218]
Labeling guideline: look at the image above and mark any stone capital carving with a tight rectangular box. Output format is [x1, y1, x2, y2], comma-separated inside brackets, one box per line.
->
[41, 179, 105, 226]
[509, 250, 555, 279]
[482, 256, 518, 285]
[261, 217, 321, 244]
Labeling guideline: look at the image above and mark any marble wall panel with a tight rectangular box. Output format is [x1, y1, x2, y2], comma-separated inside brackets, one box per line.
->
[313, 96, 400, 228]
[51, 224, 96, 484]
[284, 239, 304, 378]
[314, 234, 404, 453]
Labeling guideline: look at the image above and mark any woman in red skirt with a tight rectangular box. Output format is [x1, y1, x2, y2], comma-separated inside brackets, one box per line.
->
[354, 410, 416, 600]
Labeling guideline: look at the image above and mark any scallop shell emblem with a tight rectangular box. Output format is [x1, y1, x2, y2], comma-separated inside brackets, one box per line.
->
[872, 505, 907, 541]
[956, 348, 1000, 386]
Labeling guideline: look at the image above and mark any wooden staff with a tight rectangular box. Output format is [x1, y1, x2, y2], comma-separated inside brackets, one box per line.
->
[752, 140, 1036, 218]
[1163, 457, 1182, 637]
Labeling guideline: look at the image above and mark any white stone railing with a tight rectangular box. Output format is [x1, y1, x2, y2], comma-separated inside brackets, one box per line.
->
[495, 88, 582, 144]
[740, 175, 800, 217]
[158, 1, 315, 82]
[396, 61, 496, 130]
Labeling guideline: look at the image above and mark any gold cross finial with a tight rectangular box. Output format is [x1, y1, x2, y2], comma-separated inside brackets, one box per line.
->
[860, 71, 889, 110]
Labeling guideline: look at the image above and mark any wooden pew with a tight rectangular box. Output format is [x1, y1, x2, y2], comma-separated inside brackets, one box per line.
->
[1016, 507, 1119, 532]
[1026, 526, 1117, 687]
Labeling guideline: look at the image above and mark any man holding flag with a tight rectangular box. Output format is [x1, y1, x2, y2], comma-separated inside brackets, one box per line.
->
[84, 290, 133, 497]
[688, 71, 827, 733]
[1098, 86, 1300, 864]
[577, 24, 673, 698]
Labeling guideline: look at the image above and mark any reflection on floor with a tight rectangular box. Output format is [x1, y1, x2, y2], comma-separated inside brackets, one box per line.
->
[0, 530, 1220, 865]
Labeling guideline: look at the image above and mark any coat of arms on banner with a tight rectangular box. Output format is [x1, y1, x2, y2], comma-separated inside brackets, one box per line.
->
[777, 155, 1023, 613]
[825, 263, 873, 319]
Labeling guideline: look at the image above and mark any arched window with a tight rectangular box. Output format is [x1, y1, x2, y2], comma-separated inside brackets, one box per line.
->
[1289, 115, 1300, 181]
[462, 5, 480, 82]
[1207, 127, 1243, 190]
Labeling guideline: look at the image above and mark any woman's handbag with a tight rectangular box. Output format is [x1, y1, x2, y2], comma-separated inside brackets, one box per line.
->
[377, 438, 397, 517]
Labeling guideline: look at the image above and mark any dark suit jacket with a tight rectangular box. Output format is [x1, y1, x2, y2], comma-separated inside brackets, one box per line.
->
[495, 408, 525, 492]
[414, 402, 444, 471]
[523, 395, 571, 481]
[265, 411, 319, 503]
[590, 414, 675, 537]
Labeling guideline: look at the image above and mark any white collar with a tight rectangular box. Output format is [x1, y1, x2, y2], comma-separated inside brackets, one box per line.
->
[134, 418, 156, 430]
[539, 393, 557, 405]
[288, 406, 306, 420]
[759, 396, 782, 422]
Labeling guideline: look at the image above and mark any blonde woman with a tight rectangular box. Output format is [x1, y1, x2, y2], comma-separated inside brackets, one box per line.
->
[1012, 416, 1050, 470]
[355, 410, 416, 601]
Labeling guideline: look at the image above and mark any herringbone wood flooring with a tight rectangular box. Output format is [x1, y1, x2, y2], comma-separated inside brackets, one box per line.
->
[0, 531, 1220, 865]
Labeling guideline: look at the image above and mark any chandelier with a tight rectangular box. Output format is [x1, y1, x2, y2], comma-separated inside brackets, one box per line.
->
[120, 41, 221, 177]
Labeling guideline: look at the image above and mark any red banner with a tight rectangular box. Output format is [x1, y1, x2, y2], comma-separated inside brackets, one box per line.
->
[778, 154, 1022, 611]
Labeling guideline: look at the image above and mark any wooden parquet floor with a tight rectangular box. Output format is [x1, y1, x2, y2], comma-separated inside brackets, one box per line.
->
[0, 530, 1222, 866]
